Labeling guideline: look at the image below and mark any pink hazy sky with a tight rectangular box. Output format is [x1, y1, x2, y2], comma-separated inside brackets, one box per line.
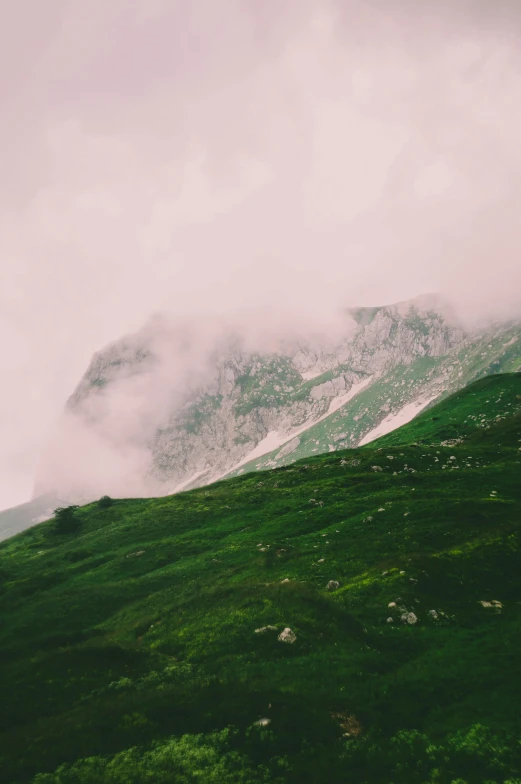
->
[1, 0, 521, 508]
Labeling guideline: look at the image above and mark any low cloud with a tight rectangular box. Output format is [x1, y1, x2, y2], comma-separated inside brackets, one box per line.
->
[2, 0, 521, 507]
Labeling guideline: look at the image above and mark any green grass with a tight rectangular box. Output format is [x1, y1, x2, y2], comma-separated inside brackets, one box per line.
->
[1, 374, 521, 783]
[371, 372, 521, 448]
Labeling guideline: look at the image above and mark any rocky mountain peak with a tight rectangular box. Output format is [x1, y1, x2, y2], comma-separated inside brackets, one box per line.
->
[34, 296, 521, 503]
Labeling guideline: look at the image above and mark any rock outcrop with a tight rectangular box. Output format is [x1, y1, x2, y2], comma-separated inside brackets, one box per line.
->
[34, 295, 521, 503]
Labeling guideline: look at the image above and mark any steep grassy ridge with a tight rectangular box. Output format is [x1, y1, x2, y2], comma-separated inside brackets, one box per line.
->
[371, 372, 521, 448]
[0, 374, 520, 783]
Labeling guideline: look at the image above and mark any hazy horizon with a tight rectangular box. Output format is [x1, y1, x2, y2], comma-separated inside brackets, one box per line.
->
[2, 0, 521, 509]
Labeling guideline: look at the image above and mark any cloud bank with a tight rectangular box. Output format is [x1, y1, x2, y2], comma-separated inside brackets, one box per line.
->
[2, 0, 521, 507]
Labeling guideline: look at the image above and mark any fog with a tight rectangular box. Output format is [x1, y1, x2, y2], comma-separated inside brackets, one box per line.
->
[2, 0, 521, 509]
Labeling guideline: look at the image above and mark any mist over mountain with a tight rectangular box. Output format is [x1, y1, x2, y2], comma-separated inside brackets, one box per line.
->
[31, 294, 520, 509]
[4, 0, 521, 511]
[4, 2, 521, 781]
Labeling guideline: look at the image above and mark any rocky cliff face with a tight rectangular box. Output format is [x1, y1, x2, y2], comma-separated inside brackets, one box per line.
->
[36, 295, 521, 501]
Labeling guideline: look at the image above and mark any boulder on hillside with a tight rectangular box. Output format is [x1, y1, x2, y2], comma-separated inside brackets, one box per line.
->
[278, 627, 297, 644]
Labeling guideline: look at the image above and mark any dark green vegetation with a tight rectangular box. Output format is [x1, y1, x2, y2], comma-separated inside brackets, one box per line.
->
[1, 374, 521, 783]
[371, 373, 521, 448]
[53, 506, 80, 535]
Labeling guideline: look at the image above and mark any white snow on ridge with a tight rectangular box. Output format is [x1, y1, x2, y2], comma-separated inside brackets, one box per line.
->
[172, 379, 431, 490]
[358, 395, 438, 446]
[325, 377, 373, 416]
[171, 470, 207, 494]
[232, 431, 288, 471]
[222, 376, 373, 477]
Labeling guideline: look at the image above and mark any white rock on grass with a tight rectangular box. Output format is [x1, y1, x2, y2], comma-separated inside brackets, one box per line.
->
[280, 578, 291, 584]
[254, 718, 271, 727]
[428, 610, 438, 619]
[326, 580, 340, 590]
[388, 602, 397, 608]
[278, 627, 297, 644]
[401, 612, 418, 625]
[387, 617, 394, 623]
[255, 625, 277, 634]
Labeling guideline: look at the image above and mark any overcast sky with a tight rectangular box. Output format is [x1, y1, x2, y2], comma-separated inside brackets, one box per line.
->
[1, 0, 521, 509]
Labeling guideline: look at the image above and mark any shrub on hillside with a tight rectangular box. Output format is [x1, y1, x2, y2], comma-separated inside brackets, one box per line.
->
[53, 506, 80, 535]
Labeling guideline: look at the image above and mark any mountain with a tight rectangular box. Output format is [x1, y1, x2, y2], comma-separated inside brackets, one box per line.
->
[1, 373, 520, 783]
[34, 294, 521, 507]
[0, 494, 66, 544]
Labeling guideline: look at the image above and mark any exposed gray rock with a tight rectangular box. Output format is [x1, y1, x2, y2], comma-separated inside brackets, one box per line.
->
[310, 376, 348, 400]
[32, 296, 521, 514]
[326, 580, 340, 591]
[278, 627, 297, 644]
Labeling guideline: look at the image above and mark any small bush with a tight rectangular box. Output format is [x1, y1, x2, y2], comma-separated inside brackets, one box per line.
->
[98, 495, 114, 509]
[53, 506, 80, 535]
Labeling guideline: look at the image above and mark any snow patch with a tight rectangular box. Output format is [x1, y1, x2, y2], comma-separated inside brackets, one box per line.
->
[223, 376, 373, 477]
[170, 470, 207, 494]
[359, 395, 438, 446]
[326, 378, 372, 415]
[232, 431, 288, 470]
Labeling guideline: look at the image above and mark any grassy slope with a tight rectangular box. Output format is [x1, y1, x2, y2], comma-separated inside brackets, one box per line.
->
[0, 374, 521, 783]
[370, 372, 521, 448]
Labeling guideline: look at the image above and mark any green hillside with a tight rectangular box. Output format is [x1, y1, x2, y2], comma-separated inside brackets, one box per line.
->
[370, 373, 521, 448]
[1, 374, 521, 783]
